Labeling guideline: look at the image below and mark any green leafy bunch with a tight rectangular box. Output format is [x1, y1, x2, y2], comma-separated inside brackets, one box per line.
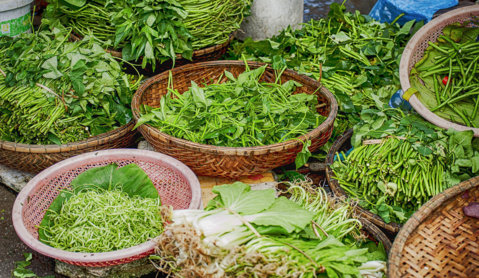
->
[110, 0, 193, 69]
[228, 3, 422, 161]
[44, 0, 193, 69]
[0, 25, 140, 144]
[136, 64, 325, 149]
[332, 107, 479, 223]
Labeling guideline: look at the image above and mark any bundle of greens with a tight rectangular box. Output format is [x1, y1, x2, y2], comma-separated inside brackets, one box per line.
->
[152, 181, 387, 278]
[39, 163, 164, 253]
[44, 0, 192, 69]
[177, 0, 252, 49]
[43, 0, 251, 68]
[410, 22, 479, 127]
[135, 64, 326, 148]
[228, 2, 421, 158]
[331, 108, 479, 223]
[0, 26, 141, 145]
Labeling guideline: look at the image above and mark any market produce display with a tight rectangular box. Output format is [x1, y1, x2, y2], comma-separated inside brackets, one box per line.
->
[410, 23, 479, 127]
[0, 26, 141, 145]
[229, 3, 421, 149]
[44, 0, 192, 69]
[176, 0, 251, 49]
[331, 108, 479, 224]
[152, 181, 387, 278]
[135, 63, 326, 148]
[39, 163, 164, 252]
[43, 0, 251, 68]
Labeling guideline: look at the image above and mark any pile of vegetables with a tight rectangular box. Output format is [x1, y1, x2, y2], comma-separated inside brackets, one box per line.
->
[331, 108, 479, 224]
[176, 0, 252, 49]
[410, 22, 479, 127]
[136, 64, 326, 148]
[39, 163, 164, 253]
[0, 25, 140, 145]
[44, 0, 192, 69]
[228, 2, 421, 145]
[44, 0, 251, 69]
[152, 181, 387, 278]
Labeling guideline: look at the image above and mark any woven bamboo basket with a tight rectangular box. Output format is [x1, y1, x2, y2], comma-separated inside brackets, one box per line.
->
[132, 60, 338, 178]
[71, 33, 234, 75]
[400, 5, 479, 136]
[325, 129, 402, 233]
[388, 176, 479, 277]
[0, 122, 137, 173]
[359, 217, 392, 254]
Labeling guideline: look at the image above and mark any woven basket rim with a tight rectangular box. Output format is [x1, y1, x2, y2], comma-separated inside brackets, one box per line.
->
[399, 5, 479, 137]
[131, 60, 338, 155]
[0, 121, 135, 154]
[325, 129, 402, 233]
[12, 149, 202, 265]
[71, 33, 234, 59]
[387, 175, 479, 276]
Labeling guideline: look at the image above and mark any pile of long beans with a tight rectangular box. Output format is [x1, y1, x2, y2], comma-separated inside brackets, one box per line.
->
[331, 138, 448, 223]
[40, 188, 163, 253]
[411, 24, 479, 127]
[177, 0, 251, 49]
[45, 0, 251, 51]
[45, 0, 115, 45]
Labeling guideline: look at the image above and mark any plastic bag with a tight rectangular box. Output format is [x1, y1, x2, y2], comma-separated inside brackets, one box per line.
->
[369, 0, 458, 25]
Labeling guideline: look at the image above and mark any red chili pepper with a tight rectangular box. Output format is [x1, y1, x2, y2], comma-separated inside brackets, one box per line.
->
[442, 76, 449, 86]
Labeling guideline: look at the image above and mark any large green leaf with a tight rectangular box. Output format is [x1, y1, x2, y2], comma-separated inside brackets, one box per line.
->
[212, 182, 276, 215]
[245, 196, 314, 234]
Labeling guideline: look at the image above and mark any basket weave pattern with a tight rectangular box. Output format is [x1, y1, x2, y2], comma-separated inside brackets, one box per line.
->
[132, 61, 337, 178]
[13, 150, 201, 267]
[0, 122, 137, 173]
[389, 176, 479, 277]
[325, 129, 402, 233]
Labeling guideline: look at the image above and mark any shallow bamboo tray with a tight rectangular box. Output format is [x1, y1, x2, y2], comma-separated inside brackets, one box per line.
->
[388, 176, 479, 277]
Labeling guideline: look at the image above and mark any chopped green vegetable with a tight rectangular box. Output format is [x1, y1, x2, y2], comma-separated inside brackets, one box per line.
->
[39, 188, 163, 253]
[38, 163, 163, 253]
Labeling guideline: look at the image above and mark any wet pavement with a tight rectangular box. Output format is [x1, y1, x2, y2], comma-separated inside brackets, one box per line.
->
[304, 0, 376, 22]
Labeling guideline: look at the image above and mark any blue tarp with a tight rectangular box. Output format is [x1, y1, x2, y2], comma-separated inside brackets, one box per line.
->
[369, 0, 458, 25]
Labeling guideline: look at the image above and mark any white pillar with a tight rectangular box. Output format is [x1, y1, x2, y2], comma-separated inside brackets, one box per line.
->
[238, 0, 304, 41]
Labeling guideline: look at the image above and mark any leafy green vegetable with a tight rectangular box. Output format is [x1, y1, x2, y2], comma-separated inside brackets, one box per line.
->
[228, 2, 420, 161]
[332, 107, 479, 223]
[12, 253, 54, 278]
[136, 64, 326, 150]
[154, 181, 385, 278]
[0, 25, 142, 144]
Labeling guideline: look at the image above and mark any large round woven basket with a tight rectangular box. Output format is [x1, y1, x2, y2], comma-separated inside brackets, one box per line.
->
[0, 122, 137, 174]
[325, 129, 402, 233]
[132, 60, 338, 178]
[399, 5, 479, 136]
[388, 176, 479, 277]
[12, 149, 202, 267]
